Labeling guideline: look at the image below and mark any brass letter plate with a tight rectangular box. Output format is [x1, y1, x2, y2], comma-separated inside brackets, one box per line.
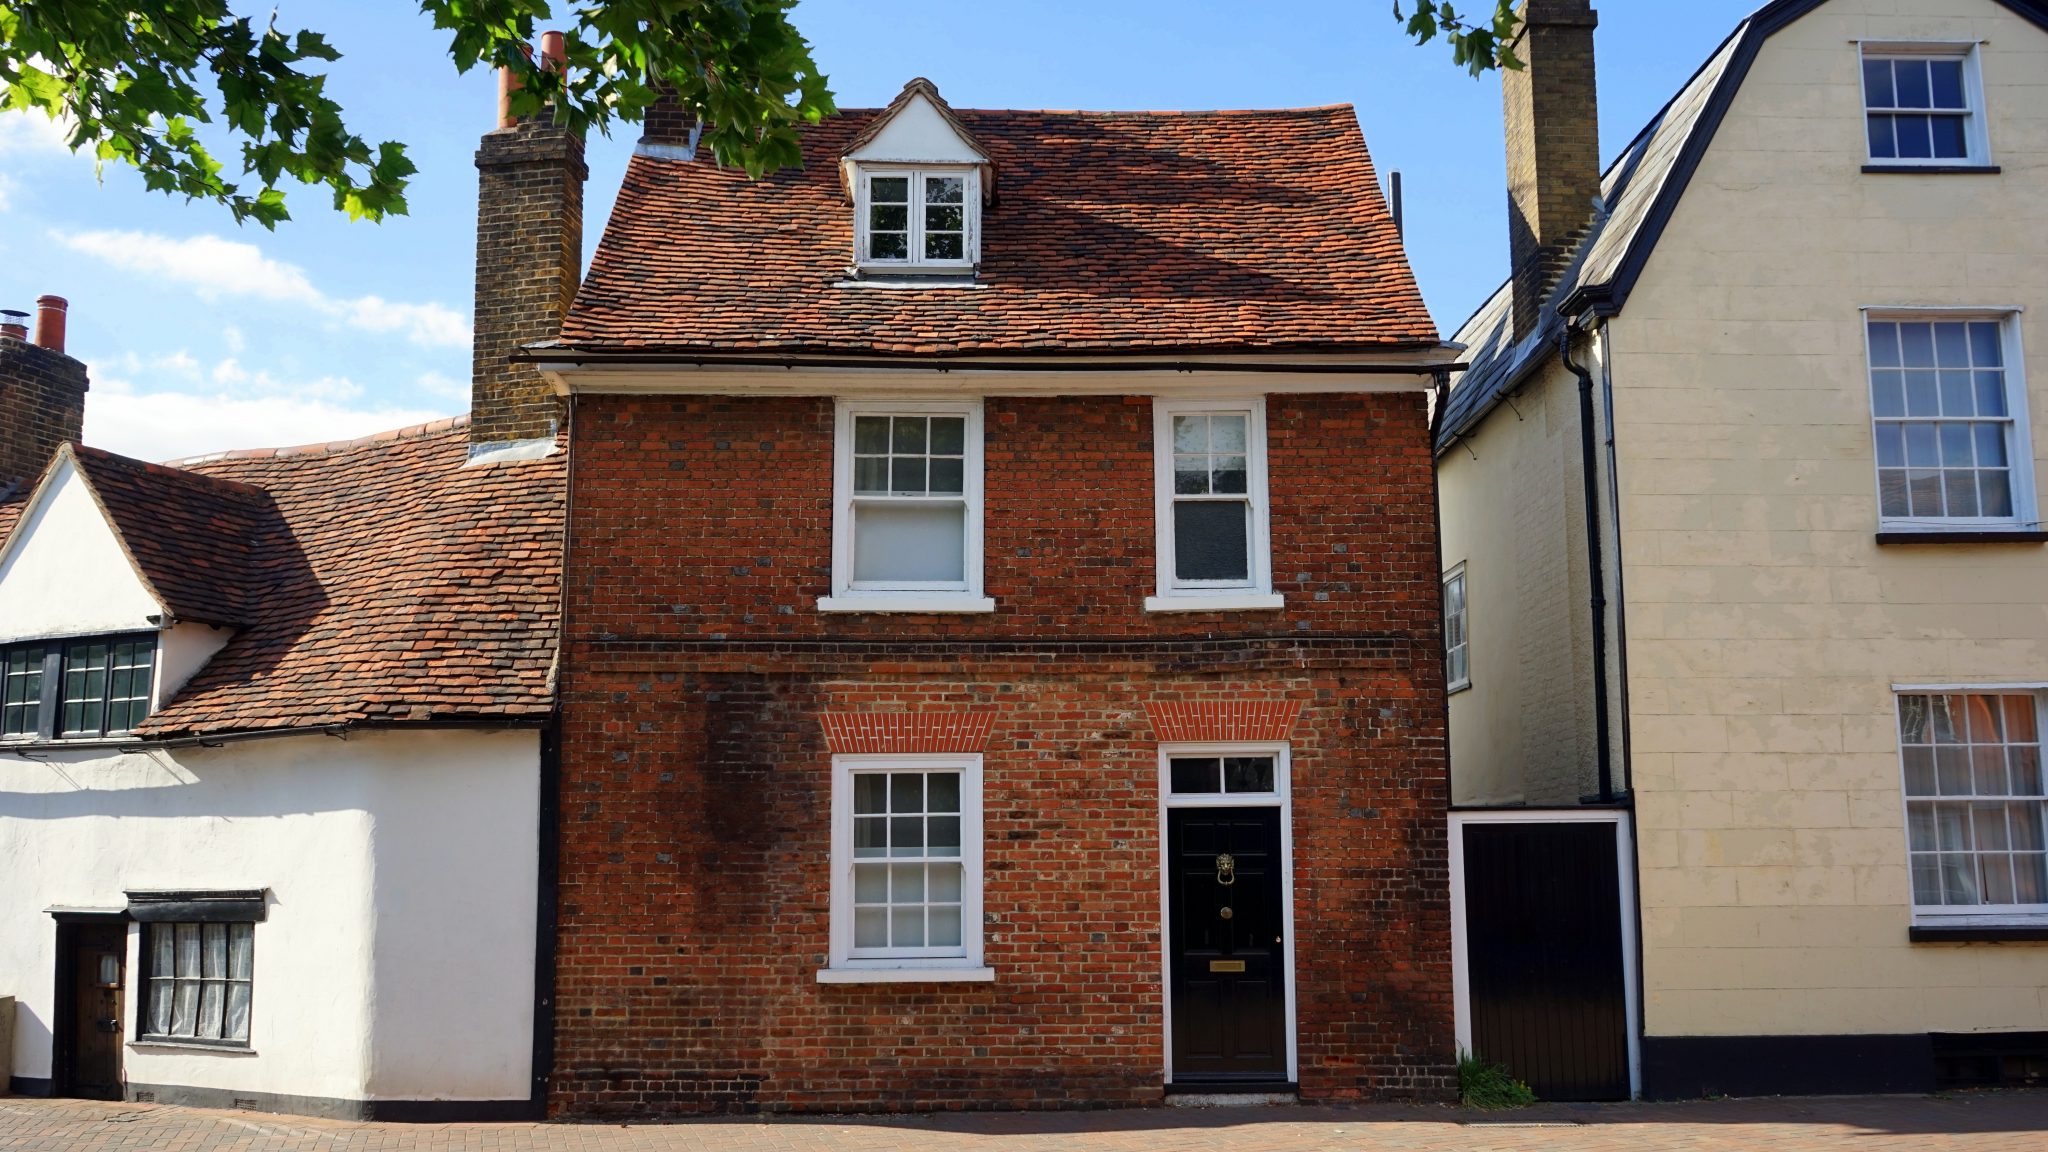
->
[1208, 959, 1247, 973]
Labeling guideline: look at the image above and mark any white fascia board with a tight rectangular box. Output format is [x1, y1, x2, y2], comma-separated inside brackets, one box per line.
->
[541, 362, 1450, 398]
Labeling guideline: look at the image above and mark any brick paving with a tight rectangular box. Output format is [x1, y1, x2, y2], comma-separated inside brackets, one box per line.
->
[3, 1093, 2046, 1152]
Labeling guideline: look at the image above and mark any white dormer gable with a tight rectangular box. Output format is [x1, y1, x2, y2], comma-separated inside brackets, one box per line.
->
[842, 79, 994, 273]
[0, 454, 161, 643]
[846, 90, 987, 168]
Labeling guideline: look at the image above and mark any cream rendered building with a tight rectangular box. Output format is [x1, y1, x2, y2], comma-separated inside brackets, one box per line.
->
[1441, 0, 2048, 1099]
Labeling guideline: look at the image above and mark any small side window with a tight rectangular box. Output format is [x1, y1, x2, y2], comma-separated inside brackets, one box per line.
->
[1443, 565, 1470, 693]
[143, 921, 255, 1046]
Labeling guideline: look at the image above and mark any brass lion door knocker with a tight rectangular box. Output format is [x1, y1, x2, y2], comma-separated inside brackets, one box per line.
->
[1215, 853, 1236, 919]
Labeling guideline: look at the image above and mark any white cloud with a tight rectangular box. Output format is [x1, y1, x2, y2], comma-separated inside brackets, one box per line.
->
[209, 356, 363, 401]
[0, 172, 15, 213]
[0, 110, 74, 157]
[85, 376, 450, 463]
[53, 228, 471, 349]
[222, 325, 246, 353]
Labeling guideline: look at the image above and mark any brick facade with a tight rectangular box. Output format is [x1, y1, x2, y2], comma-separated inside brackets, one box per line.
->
[472, 117, 585, 445]
[0, 335, 88, 491]
[554, 389, 1453, 1115]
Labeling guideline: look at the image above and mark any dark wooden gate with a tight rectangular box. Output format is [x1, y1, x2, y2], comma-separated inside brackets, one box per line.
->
[1462, 820, 1629, 1101]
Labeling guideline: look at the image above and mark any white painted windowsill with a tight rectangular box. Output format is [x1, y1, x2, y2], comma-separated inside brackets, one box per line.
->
[1144, 593, 1285, 614]
[816, 966, 996, 984]
[129, 1039, 258, 1056]
[816, 595, 995, 615]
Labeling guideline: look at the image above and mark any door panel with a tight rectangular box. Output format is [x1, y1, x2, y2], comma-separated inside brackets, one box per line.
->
[60, 921, 126, 1100]
[1462, 821, 1629, 1101]
[1168, 806, 1287, 1082]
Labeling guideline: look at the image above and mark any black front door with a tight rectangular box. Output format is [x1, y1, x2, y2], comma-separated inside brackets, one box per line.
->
[1167, 806, 1287, 1084]
[1463, 820, 1630, 1101]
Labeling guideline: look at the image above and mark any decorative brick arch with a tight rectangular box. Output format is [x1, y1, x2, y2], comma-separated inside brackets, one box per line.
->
[1143, 699, 1304, 743]
[818, 711, 998, 755]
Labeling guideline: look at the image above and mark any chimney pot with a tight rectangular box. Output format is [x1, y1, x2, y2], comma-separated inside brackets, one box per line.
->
[540, 30, 566, 71]
[33, 295, 67, 354]
[0, 310, 26, 341]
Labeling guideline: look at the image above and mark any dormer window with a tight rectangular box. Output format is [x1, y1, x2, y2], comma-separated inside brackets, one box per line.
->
[857, 168, 979, 269]
[2, 634, 156, 740]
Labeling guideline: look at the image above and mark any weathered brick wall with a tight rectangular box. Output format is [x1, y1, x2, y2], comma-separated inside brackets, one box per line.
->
[555, 390, 1452, 1114]
[472, 120, 584, 445]
[0, 337, 88, 490]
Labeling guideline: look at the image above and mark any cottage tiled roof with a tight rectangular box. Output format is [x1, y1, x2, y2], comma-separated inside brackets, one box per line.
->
[128, 418, 563, 737]
[70, 445, 274, 627]
[559, 102, 1436, 356]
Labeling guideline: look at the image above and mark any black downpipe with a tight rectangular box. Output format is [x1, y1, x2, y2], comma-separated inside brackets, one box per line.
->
[1560, 329, 1615, 804]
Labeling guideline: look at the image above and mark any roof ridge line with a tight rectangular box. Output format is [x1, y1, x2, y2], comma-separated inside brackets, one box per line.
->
[164, 414, 471, 466]
[72, 443, 270, 499]
[837, 103, 1357, 118]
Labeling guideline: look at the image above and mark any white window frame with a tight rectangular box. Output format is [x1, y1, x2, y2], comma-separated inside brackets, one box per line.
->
[821, 752, 992, 983]
[1857, 41, 1992, 168]
[1443, 563, 1470, 693]
[1862, 309, 2037, 533]
[819, 399, 992, 614]
[1891, 684, 2048, 929]
[1156, 741, 1297, 1085]
[1146, 397, 1282, 613]
[853, 166, 981, 272]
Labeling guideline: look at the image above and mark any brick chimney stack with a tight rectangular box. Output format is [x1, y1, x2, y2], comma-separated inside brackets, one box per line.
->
[0, 294, 88, 492]
[1502, 0, 1601, 343]
[471, 30, 586, 449]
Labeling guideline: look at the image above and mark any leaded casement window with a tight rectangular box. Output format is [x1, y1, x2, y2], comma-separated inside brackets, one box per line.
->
[1897, 692, 2047, 922]
[1862, 45, 1986, 165]
[0, 633, 155, 740]
[827, 754, 986, 976]
[1149, 398, 1278, 612]
[1443, 565, 1470, 693]
[143, 921, 254, 1045]
[825, 401, 987, 612]
[855, 168, 979, 269]
[1866, 315, 2034, 529]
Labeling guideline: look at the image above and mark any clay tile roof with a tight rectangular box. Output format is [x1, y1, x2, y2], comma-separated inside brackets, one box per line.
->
[0, 418, 563, 739]
[560, 102, 1436, 356]
[127, 417, 562, 738]
[69, 445, 274, 627]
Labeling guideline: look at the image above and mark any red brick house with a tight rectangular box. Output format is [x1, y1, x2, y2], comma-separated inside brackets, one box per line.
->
[533, 79, 1461, 1114]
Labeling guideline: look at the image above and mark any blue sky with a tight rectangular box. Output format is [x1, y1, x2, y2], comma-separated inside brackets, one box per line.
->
[0, 0, 1759, 461]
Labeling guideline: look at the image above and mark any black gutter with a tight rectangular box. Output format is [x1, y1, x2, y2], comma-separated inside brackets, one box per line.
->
[1560, 329, 1615, 804]
[517, 350, 1465, 376]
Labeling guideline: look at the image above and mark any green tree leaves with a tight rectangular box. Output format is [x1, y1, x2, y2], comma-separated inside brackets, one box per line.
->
[1395, 1, 1525, 76]
[0, 2, 833, 228]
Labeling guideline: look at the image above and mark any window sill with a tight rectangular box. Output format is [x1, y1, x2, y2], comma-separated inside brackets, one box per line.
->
[1448, 679, 1472, 696]
[816, 966, 996, 984]
[1875, 530, 2048, 546]
[1862, 164, 2000, 175]
[1144, 593, 1285, 614]
[130, 1039, 257, 1055]
[816, 595, 995, 615]
[0, 736, 142, 751]
[1910, 923, 2048, 943]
